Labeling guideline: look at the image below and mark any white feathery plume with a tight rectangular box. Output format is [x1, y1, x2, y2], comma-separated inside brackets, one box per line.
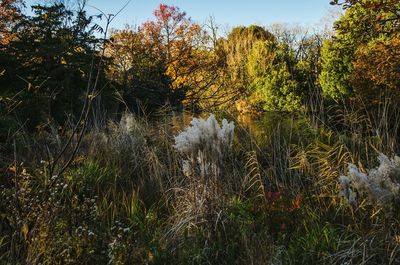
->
[339, 153, 400, 210]
[174, 114, 235, 178]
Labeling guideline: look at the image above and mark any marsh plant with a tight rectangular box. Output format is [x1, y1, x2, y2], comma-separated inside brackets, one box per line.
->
[174, 114, 235, 179]
[169, 114, 235, 242]
[339, 153, 400, 211]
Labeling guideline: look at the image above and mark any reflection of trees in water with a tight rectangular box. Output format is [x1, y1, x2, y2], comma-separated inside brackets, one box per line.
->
[168, 111, 302, 149]
[237, 112, 293, 140]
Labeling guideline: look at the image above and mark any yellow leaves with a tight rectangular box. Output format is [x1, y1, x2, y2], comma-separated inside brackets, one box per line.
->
[351, 35, 400, 99]
[147, 251, 155, 262]
[71, 155, 86, 166]
[74, 46, 84, 53]
[0, 69, 5, 76]
[7, 165, 30, 176]
[7, 165, 16, 174]
[21, 223, 29, 241]
[60, 57, 67, 65]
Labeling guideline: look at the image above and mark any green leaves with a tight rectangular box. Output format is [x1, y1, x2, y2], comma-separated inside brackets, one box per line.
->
[319, 39, 353, 100]
[0, 3, 106, 129]
[319, 0, 400, 103]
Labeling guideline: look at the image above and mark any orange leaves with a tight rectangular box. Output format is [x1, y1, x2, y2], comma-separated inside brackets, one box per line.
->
[7, 165, 17, 174]
[265, 191, 303, 212]
[106, 5, 215, 109]
[351, 35, 400, 98]
[0, 0, 22, 44]
[154, 4, 186, 24]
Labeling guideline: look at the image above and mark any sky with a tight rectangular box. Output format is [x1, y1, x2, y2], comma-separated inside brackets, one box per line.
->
[24, 0, 341, 33]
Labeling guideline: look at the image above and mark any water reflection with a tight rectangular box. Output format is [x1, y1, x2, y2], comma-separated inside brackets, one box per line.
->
[167, 111, 296, 141]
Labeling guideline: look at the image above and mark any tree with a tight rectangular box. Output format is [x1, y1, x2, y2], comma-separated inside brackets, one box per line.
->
[108, 4, 219, 111]
[319, 0, 400, 101]
[319, 38, 353, 100]
[225, 24, 321, 112]
[145, 4, 216, 106]
[0, 0, 24, 44]
[107, 27, 170, 112]
[0, 3, 105, 128]
[221, 25, 275, 95]
[330, 0, 400, 27]
[351, 35, 400, 104]
[248, 43, 303, 112]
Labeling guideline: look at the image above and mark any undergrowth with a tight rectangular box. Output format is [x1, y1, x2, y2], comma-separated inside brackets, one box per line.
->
[1, 111, 400, 264]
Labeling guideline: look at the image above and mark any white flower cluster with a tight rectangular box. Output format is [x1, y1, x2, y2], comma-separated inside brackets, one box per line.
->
[174, 114, 234, 159]
[339, 153, 400, 208]
[174, 114, 234, 177]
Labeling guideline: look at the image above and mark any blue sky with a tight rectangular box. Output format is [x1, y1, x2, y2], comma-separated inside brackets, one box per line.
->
[24, 0, 341, 32]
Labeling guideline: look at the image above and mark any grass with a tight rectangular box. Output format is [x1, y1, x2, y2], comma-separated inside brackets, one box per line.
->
[1, 110, 400, 264]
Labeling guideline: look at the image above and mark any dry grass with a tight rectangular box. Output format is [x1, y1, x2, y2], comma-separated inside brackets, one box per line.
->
[1, 108, 400, 264]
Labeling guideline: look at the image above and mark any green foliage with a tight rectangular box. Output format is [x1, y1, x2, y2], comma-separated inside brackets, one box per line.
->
[279, 222, 343, 265]
[248, 44, 303, 111]
[319, 2, 373, 100]
[319, 39, 353, 100]
[247, 40, 275, 82]
[0, 3, 107, 129]
[66, 160, 121, 196]
[221, 25, 276, 97]
[319, 0, 400, 101]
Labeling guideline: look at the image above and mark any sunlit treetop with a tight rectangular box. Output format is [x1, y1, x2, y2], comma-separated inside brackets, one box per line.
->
[154, 4, 186, 24]
[0, 0, 24, 44]
[331, 0, 400, 32]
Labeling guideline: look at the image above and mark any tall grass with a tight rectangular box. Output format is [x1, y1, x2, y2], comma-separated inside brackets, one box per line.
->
[1, 105, 400, 264]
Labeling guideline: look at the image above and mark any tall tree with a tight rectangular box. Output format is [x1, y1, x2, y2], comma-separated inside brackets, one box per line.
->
[108, 26, 171, 111]
[221, 25, 275, 94]
[108, 4, 217, 111]
[0, 3, 104, 128]
[320, 0, 400, 101]
[0, 0, 24, 44]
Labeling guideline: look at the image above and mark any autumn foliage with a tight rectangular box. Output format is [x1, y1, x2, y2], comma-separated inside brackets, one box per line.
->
[1, 1, 400, 264]
[352, 35, 400, 101]
[0, 0, 23, 44]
